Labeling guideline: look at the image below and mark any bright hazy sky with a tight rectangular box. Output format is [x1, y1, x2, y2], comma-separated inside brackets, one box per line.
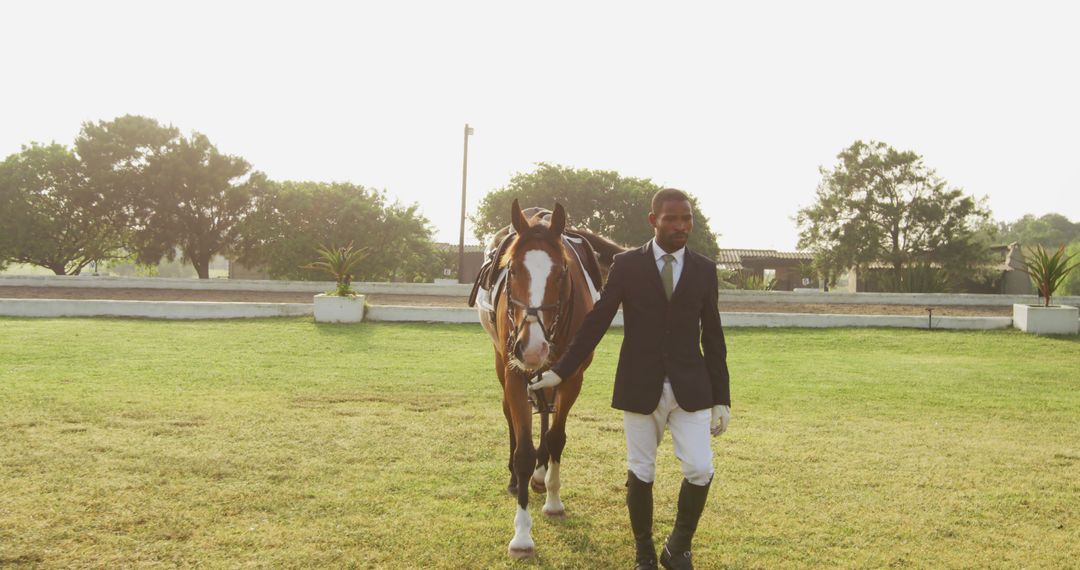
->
[3, 1, 1078, 250]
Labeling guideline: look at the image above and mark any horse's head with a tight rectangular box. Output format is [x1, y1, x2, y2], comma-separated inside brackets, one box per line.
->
[503, 199, 570, 371]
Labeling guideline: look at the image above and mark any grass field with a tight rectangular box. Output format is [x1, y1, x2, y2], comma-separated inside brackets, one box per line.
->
[1, 319, 1078, 569]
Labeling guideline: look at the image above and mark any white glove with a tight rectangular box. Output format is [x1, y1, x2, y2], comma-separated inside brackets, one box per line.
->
[711, 405, 730, 436]
[528, 370, 562, 391]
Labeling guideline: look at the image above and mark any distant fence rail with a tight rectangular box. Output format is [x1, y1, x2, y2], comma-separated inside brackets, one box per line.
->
[0, 275, 470, 296]
[1, 274, 1077, 307]
[0, 298, 1035, 330]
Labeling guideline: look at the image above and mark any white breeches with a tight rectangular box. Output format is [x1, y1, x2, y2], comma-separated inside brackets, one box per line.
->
[624, 380, 714, 486]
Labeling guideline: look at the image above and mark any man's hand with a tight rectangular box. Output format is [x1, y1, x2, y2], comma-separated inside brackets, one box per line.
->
[711, 405, 730, 436]
[528, 370, 562, 391]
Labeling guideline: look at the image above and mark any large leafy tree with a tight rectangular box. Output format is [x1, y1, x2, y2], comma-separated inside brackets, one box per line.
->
[796, 141, 992, 287]
[234, 181, 439, 282]
[471, 163, 720, 258]
[138, 133, 266, 279]
[1063, 241, 1080, 296]
[0, 143, 127, 274]
[996, 213, 1079, 248]
[77, 116, 265, 279]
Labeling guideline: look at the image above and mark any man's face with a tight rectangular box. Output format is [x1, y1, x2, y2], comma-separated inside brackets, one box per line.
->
[649, 199, 693, 252]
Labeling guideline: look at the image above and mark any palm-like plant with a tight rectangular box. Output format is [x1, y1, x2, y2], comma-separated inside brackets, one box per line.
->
[303, 243, 370, 296]
[1022, 245, 1080, 307]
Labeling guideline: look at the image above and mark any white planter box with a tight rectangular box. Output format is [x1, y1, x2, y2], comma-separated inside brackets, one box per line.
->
[314, 294, 365, 323]
[1013, 304, 1079, 335]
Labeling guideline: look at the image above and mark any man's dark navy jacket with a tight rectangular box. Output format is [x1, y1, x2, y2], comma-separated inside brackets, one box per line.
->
[551, 241, 731, 414]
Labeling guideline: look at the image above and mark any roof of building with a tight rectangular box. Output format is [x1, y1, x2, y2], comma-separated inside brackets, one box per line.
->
[715, 249, 813, 270]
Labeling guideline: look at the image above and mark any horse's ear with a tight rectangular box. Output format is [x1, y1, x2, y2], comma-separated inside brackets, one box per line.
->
[511, 199, 528, 235]
[550, 203, 566, 236]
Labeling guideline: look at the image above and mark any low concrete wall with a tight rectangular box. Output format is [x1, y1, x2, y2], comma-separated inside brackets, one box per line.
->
[366, 305, 480, 323]
[717, 289, 1080, 307]
[4, 275, 1077, 307]
[0, 298, 1044, 330]
[720, 312, 1013, 330]
[0, 275, 470, 297]
[0, 299, 312, 319]
[342, 305, 1013, 330]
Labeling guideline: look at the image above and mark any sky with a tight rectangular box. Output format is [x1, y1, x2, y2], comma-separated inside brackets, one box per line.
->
[3, 1, 1078, 251]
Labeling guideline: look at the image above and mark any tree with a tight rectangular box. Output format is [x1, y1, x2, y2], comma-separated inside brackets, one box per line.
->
[996, 213, 1080, 248]
[234, 181, 440, 282]
[1061, 241, 1080, 296]
[76, 114, 180, 237]
[0, 143, 126, 274]
[139, 133, 266, 279]
[471, 163, 720, 258]
[796, 141, 992, 289]
[77, 116, 264, 279]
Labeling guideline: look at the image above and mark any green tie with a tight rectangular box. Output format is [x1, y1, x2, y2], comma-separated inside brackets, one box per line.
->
[661, 254, 675, 300]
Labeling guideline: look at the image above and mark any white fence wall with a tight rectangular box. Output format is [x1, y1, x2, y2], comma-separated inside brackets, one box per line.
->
[3, 274, 1077, 306]
[0, 299, 312, 319]
[0, 275, 470, 296]
[0, 299, 1027, 330]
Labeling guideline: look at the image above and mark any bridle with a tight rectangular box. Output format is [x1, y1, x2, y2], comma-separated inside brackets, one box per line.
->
[503, 237, 574, 413]
[505, 263, 568, 353]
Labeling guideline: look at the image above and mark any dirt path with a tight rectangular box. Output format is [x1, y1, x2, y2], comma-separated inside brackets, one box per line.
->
[0, 286, 1013, 316]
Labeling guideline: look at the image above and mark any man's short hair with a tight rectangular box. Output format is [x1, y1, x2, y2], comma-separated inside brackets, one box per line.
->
[651, 188, 691, 214]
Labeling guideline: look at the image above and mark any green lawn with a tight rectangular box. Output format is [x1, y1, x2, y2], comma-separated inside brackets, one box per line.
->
[1, 319, 1078, 569]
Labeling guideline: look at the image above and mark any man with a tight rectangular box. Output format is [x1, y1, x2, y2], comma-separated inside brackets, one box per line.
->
[529, 188, 731, 570]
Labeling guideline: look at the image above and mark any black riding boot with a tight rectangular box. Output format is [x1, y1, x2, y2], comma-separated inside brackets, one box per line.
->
[626, 471, 657, 570]
[660, 477, 712, 570]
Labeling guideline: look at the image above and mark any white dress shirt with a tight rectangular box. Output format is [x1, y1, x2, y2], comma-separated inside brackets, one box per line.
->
[651, 238, 686, 292]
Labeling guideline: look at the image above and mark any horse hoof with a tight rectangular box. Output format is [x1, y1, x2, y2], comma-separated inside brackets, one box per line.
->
[508, 546, 536, 559]
[530, 479, 546, 493]
[542, 507, 566, 519]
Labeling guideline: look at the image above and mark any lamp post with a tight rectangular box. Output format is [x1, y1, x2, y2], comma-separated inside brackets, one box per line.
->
[458, 123, 473, 283]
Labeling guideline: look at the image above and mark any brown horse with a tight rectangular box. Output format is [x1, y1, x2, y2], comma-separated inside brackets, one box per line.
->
[476, 200, 623, 559]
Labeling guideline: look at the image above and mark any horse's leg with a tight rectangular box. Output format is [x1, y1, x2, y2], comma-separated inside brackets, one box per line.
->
[503, 397, 517, 496]
[506, 373, 537, 558]
[543, 373, 583, 518]
[495, 352, 517, 496]
[531, 411, 549, 494]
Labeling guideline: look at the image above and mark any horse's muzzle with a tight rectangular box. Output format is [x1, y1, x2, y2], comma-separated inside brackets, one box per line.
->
[514, 339, 549, 369]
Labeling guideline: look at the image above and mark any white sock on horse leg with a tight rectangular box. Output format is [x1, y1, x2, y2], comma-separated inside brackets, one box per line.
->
[508, 506, 535, 555]
[532, 464, 547, 484]
[543, 460, 565, 516]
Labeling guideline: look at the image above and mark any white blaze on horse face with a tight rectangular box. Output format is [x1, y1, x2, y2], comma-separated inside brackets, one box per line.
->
[523, 250, 554, 307]
[520, 249, 554, 364]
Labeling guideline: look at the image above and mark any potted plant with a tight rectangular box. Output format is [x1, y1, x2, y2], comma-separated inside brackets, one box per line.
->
[305, 243, 370, 323]
[1013, 245, 1079, 334]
